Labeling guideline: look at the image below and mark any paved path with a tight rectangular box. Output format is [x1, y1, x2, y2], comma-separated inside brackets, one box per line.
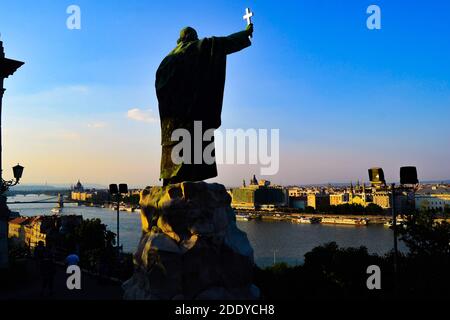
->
[0, 259, 123, 300]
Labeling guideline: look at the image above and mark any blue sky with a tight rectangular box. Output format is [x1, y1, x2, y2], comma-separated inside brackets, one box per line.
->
[1, 0, 449, 187]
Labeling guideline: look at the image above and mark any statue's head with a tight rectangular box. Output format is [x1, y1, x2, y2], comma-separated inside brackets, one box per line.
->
[177, 27, 199, 44]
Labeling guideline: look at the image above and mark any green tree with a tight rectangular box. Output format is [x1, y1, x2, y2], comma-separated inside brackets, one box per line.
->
[395, 211, 450, 297]
[122, 193, 140, 206]
[64, 218, 116, 270]
[397, 211, 450, 257]
[365, 203, 383, 215]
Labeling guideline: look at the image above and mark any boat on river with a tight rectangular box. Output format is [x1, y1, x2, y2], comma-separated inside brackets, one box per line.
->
[292, 217, 314, 224]
[236, 213, 251, 221]
[292, 216, 322, 224]
[384, 218, 405, 228]
[51, 207, 62, 215]
[321, 217, 368, 226]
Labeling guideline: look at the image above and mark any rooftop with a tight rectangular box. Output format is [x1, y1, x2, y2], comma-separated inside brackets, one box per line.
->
[416, 186, 450, 195]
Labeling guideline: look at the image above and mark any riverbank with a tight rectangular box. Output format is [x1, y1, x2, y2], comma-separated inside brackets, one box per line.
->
[9, 194, 406, 267]
[236, 209, 450, 226]
[236, 209, 390, 225]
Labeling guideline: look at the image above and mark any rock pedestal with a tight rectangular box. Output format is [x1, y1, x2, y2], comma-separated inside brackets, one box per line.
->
[122, 182, 259, 300]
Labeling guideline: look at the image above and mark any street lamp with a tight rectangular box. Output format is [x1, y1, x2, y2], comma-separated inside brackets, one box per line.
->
[13, 164, 24, 180]
[109, 183, 128, 251]
[1, 164, 24, 193]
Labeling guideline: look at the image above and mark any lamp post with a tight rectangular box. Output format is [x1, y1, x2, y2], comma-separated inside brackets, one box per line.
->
[0, 36, 24, 269]
[1, 164, 24, 193]
[109, 183, 128, 251]
[390, 183, 398, 278]
[368, 166, 419, 294]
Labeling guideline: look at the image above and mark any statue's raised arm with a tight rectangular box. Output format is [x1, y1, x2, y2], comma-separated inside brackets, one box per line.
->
[217, 24, 254, 55]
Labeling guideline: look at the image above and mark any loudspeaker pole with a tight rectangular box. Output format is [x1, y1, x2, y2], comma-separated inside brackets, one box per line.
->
[391, 182, 399, 293]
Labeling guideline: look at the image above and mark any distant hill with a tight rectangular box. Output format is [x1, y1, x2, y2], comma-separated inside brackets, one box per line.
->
[10, 184, 60, 191]
[10, 183, 108, 191]
[421, 179, 450, 184]
[10, 179, 450, 192]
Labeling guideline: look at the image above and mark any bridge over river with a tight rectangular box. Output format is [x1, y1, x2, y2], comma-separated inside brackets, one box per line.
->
[6, 191, 78, 207]
[5, 188, 72, 197]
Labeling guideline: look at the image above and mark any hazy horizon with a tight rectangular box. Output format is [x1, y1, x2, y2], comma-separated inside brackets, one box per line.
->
[11, 177, 450, 191]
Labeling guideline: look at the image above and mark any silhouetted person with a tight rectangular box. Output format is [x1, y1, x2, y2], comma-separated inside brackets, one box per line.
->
[98, 244, 115, 284]
[65, 253, 80, 266]
[34, 241, 45, 270]
[40, 246, 56, 297]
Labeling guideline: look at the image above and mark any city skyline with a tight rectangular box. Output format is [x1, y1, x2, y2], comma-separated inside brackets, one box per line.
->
[9, 178, 450, 191]
[1, 0, 450, 186]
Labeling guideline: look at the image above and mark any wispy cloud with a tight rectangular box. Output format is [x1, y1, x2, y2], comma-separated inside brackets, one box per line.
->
[87, 122, 107, 129]
[65, 85, 90, 94]
[127, 108, 158, 123]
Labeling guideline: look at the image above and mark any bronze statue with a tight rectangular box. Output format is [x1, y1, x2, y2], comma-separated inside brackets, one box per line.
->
[156, 24, 253, 185]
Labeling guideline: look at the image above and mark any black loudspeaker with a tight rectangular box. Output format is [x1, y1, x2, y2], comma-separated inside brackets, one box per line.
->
[119, 183, 129, 194]
[400, 166, 418, 185]
[109, 184, 119, 194]
[368, 168, 386, 185]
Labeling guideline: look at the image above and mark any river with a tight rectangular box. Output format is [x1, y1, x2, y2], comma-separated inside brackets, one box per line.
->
[7, 194, 406, 267]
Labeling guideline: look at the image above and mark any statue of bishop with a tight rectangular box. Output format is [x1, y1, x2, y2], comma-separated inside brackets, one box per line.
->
[156, 24, 254, 185]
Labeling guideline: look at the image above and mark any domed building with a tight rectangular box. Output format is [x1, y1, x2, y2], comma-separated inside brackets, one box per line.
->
[71, 180, 94, 202]
[72, 180, 84, 192]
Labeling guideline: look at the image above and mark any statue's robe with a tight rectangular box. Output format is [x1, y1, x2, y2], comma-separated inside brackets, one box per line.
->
[156, 30, 251, 182]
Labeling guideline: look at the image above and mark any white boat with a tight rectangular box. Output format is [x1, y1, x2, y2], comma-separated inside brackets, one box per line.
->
[384, 218, 405, 227]
[51, 207, 62, 214]
[236, 213, 250, 221]
[292, 217, 312, 224]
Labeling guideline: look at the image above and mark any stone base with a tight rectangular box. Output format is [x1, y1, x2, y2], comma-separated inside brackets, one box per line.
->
[123, 182, 259, 300]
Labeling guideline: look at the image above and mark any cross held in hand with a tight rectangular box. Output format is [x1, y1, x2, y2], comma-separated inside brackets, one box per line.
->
[243, 8, 253, 25]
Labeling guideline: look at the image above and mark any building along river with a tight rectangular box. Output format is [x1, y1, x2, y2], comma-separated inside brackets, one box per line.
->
[8, 194, 406, 267]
